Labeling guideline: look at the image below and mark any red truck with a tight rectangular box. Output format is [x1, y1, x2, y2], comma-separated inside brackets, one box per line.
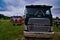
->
[10, 16, 23, 25]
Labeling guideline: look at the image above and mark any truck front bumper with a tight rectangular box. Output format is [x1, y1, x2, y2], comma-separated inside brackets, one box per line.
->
[24, 31, 54, 38]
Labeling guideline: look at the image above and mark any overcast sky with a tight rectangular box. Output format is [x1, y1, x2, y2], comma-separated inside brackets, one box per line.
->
[0, 0, 60, 17]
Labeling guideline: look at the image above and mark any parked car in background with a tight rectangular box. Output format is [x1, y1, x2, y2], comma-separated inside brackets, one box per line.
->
[54, 20, 60, 27]
[10, 16, 23, 25]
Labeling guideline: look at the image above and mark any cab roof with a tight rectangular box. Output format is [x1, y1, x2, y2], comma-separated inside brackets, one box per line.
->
[26, 5, 52, 9]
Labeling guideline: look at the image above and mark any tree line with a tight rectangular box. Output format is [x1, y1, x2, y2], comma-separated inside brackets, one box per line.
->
[0, 14, 10, 19]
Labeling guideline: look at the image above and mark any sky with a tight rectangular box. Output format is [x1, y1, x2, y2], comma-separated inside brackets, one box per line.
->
[0, 0, 60, 17]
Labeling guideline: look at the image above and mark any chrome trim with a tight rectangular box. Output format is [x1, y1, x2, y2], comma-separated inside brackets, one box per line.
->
[24, 31, 54, 34]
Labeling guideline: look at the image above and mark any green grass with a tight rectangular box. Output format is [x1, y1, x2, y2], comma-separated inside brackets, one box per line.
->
[54, 26, 60, 32]
[1, 20, 60, 40]
[53, 25, 60, 32]
[53, 25, 60, 40]
[0, 20, 24, 40]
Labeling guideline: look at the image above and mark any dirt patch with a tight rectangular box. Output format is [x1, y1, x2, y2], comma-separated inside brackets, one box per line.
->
[53, 32, 60, 40]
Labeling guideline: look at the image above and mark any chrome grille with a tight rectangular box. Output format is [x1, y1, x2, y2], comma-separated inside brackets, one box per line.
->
[28, 18, 50, 32]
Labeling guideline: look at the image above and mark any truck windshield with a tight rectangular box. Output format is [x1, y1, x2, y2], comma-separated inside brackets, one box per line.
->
[25, 8, 51, 17]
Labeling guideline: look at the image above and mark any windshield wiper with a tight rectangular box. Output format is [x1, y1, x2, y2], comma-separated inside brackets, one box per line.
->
[40, 10, 45, 16]
[34, 10, 45, 16]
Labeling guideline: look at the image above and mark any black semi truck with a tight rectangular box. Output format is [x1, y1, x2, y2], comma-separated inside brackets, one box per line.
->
[24, 5, 54, 40]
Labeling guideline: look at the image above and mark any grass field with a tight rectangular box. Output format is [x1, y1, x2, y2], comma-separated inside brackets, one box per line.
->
[0, 20, 24, 40]
[0, 20, 60, 40]
[54, 26, 60, 32]
[53, 25, 60, 40]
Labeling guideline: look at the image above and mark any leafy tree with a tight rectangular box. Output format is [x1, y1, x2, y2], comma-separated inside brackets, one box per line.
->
[56, 17, 59, 20]
[0, 14, 10, 19]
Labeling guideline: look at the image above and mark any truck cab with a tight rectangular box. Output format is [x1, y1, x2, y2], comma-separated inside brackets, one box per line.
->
[24, 5, 54, 40]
